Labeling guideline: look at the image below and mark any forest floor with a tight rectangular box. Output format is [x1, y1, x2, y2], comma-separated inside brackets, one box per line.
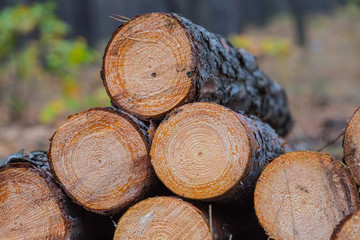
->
[1, 8, 359, 161]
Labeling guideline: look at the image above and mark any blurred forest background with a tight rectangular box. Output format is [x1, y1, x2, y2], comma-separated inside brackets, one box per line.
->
[0, 0, 360, 160]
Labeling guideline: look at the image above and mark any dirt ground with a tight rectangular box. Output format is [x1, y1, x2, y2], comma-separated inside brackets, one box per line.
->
[1, 8, 359, 162]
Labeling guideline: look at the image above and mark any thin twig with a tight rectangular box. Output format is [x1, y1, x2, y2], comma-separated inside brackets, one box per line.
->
[109, 15, 128, 23]
[113, 14, 131, 21]
[316, 130, 345, 152]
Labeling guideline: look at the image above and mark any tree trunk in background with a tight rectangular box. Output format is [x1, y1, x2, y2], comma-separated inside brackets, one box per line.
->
[289, 0, 308, 47]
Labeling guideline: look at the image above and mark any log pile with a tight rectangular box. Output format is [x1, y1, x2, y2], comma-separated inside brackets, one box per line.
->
[1, 12, 360, 240]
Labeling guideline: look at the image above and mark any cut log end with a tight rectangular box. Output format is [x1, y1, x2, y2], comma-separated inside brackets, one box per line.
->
[0, 165, 71, 239]
[254, 151, 358, 240]
[49, 108, 152, 214]
[102, 12, 194, 119]
[151, 102, 251, 200]
[113, 196, 212, 239]
[331, 208, 360, 240]
[343, 106, 360, 185]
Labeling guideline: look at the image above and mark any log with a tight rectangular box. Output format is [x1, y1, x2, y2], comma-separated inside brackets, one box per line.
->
[49, 107, 154, 215]
[150, 102, 284, 201]
[0, 152, 74, 239]
[254, 151, 359, 240]
[113, 196, 224, 239]
[331, 208, 360, 240]
[343, 106, 360, 185]
[101, 12, 293, 136]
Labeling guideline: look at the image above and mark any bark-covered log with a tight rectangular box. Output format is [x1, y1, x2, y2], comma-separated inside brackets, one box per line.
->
[343, 106, 360, 185]
[101, 12, 293, 136]
[150, 102, 284, 201]
[49, 107, 154, 215]
[0, 151, 75, 239]
[113, 196, 225, 239]
[254, 151, 359, 240]
[331, 208, 360, 240]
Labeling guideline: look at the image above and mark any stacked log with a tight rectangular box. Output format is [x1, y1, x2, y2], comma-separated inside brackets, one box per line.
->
[6, 11, 360, 240]
[254, 151, 359, 240]
[113, 196, 225, 239]
[0, 152, 75, 239]
[101, 12, 293, 136]
[343, 106, 360, 184]
[331, 208, 360, 240]
[49, 107, 154, 215]
[151, 102, 284, 201]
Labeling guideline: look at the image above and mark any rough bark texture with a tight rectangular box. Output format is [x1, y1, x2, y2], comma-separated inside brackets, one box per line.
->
[255, 151, 359, 240]
[150, 102, 284, 201]
[229, 111, 285, 201]
[331, 208, 360, 240]
[0, 151, 76, 239]
[101, 12, 293, 136]
[113, 196, 226, 239]
[343, 106, 360, 185]
[49, 107, 155, 215]
[175, 12, 293, 136]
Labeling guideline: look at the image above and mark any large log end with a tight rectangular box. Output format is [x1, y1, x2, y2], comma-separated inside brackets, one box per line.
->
[102, 13, 195, 119]
[254, 151, 358, 240]
[49, 108, 153, 215]
[113, 196, 218, 239]
[150, 102, 252, 200]
[0, 162, 72, 239]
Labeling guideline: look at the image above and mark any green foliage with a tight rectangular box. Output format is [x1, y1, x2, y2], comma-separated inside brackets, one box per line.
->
[346, 0, 360, 14]
[228, 34, 291, 58]
[0, 1, 108, 124]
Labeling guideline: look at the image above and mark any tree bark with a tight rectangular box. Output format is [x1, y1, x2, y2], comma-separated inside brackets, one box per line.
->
[150, 102, 284, 201]
[113, 196, 225, 239]
[49, 107, 155, 215]
[331, 208, 360, 240]
[0, 151, 75, 239]
[343, 106, 360, 185]
[254, 151, 359, 240]
[101, 12, 293, 136]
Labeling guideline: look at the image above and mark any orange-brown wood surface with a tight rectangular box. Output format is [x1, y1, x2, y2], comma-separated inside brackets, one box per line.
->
[343, 106, 360, 185]
[113, 196, 222, 239]
[254, 151, 359, 240]
[49, 107, 153, 215]
[151, 102, 283, 201]
[102, 13, 194, 119]
[0, 162, 72, 239]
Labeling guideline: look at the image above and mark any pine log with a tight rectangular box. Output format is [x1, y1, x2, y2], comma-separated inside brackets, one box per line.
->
[101, 12, 293, 136]
[0, 152, 74, 239]
[254, 151, 359, 240]
[343, 106, 360, 185]
[331, 208, 360, 240]
[49, 107, 154, 215]
[150, 102, 284, 201]
[113, 196, 224, 239]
